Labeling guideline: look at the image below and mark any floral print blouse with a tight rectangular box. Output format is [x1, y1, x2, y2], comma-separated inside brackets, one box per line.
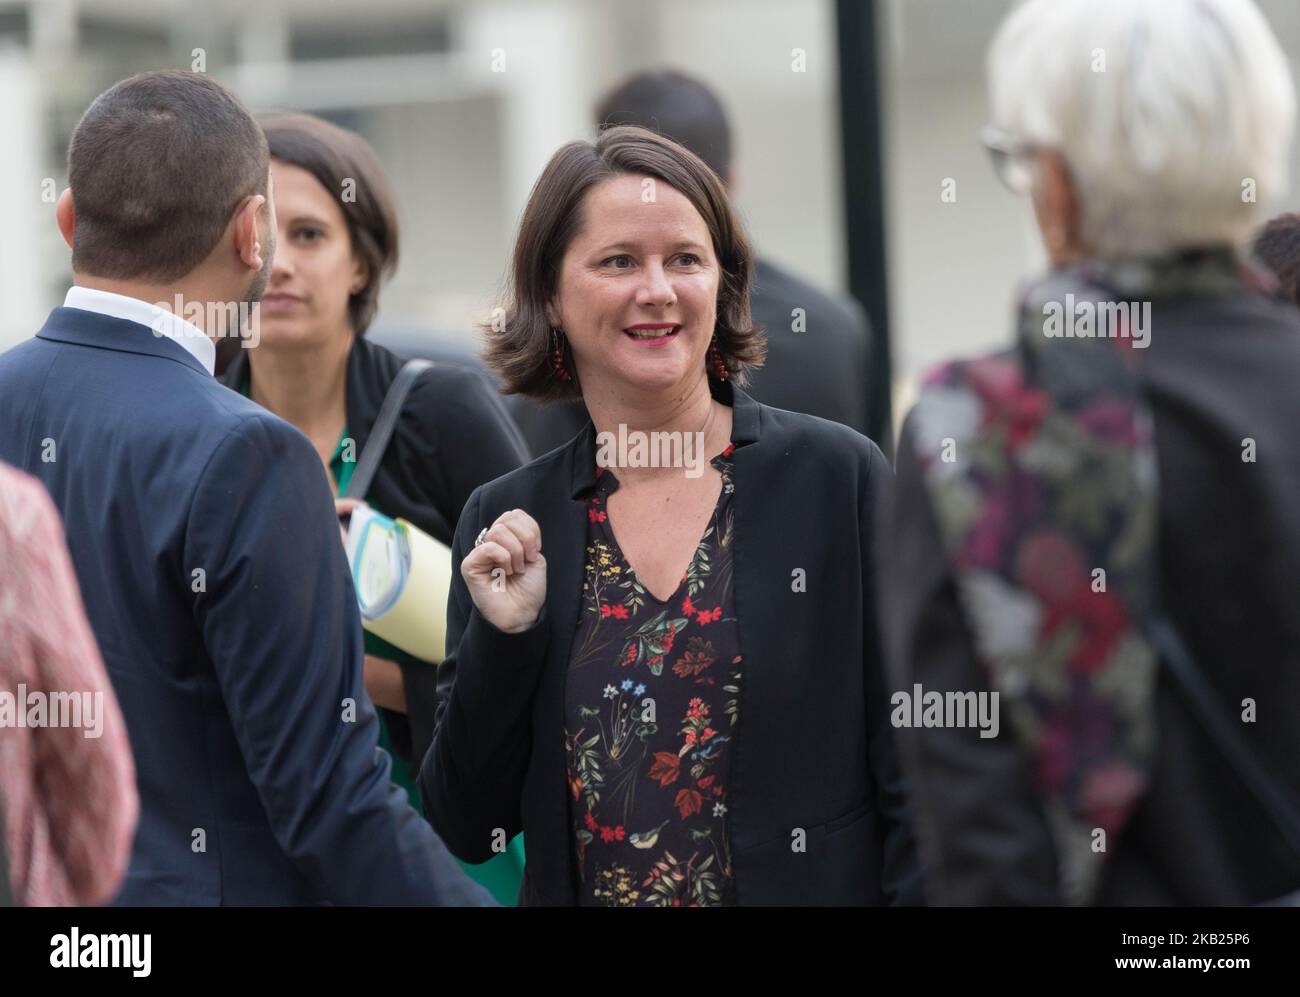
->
[564, 445, 742, 906]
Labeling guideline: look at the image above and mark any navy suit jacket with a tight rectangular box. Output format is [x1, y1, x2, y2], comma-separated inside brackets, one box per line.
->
[0, 306, 491, 905]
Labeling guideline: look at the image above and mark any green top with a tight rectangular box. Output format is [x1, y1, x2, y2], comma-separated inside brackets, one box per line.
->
[329, 428, 356, 494]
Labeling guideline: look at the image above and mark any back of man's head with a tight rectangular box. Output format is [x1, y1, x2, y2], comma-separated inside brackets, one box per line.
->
[68, 70, 268, 283]
[594, 70, 732, 185]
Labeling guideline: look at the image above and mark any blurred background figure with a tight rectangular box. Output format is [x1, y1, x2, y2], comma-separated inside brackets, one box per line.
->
[506, 69, 873, 456]
[881, 0, 1300, 905]
[1252, 212, 1300, 307]
[0, 463, 137, 906]
[220, 112, 529, 904]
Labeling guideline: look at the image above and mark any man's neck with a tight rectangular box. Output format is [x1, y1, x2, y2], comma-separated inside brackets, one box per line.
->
[73, 274, 223, 340]
[247, 332, 353, 437]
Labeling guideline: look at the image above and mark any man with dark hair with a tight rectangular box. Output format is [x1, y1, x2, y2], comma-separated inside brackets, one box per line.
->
[505, 68, 873, 454]
[0, 71, 488, 905]
[66, 70, 271, 283]
[593, 69, 733, 185]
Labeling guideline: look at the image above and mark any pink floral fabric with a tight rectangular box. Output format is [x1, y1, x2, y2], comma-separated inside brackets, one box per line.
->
[0, 464, 137, 905]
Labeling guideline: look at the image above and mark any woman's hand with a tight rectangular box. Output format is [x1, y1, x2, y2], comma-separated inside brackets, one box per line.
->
[460, 509, 546, 633]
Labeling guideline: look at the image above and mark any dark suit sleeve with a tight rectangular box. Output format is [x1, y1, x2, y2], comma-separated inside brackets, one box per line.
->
[399, 365, 532, 768]
[877, 415, 1061, 904]
[860, 439, 924, 905]
[419, 486, 551, 864]
[187, 413, 492, 906]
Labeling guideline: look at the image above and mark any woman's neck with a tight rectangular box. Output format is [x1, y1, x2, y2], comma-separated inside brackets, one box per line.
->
[247, 331, 352, 437]
[585, 374, 732, 485]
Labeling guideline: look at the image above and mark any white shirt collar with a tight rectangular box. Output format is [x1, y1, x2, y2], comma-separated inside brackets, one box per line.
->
[63, 286, 216, 376]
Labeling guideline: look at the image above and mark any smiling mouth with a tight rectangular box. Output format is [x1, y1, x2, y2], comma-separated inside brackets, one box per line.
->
[624, 325, 680, 340]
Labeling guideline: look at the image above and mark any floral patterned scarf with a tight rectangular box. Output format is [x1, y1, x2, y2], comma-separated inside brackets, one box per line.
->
[906, 247, 1273, 903]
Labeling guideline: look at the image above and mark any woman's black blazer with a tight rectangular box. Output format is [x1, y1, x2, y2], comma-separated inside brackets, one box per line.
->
[221, 336, 530, 767]
[420, 380, 923, 905]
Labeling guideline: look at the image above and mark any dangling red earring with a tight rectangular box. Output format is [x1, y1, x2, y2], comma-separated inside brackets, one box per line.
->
[552, 328, 572, 381]
[709, 337, 729, 380]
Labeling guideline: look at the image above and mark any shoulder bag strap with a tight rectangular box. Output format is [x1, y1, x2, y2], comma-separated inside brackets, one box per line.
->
[344, 359, 434, 502]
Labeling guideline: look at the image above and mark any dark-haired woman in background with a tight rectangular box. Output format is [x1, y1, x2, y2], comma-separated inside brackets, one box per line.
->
[220, 112, 529, 903]
[420, 125, 921, 906]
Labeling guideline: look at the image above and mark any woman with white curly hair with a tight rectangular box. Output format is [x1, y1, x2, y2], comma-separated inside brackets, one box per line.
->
[881, 0, 1300, 905]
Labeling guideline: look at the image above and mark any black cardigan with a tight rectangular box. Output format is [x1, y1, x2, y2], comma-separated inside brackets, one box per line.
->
[420, 380, 923, 905]
[221, 336, 530, 768]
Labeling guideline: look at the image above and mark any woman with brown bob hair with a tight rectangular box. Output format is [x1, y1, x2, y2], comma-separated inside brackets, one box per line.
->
[420, 125, 921, 905]
[219, 112, 530, 903]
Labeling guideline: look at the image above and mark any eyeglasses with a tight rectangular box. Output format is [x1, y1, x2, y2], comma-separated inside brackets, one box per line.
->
[981, 125, 1040, 194]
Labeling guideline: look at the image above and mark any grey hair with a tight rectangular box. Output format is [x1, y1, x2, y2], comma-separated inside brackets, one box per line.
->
[988, 0, 1295, 257]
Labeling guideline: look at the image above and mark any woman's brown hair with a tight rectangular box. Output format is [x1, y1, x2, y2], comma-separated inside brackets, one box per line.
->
[258, 112, 399, 335]
[484, 124, 764, 403]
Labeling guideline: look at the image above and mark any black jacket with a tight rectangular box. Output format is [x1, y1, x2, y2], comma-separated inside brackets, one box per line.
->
[420, 380, 922, 905]
[221, 336, 530, 768]
[744, 257, 872, 434]
[504, 258, 873, 456]
[881, 284, 1300, 905]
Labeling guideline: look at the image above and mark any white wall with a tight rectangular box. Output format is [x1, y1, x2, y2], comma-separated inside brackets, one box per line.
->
[0, 48, 48, 349]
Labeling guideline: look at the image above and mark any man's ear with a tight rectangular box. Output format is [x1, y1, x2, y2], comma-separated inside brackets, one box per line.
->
[56, 188, 75, 249]
[233, 194, 268, 273]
